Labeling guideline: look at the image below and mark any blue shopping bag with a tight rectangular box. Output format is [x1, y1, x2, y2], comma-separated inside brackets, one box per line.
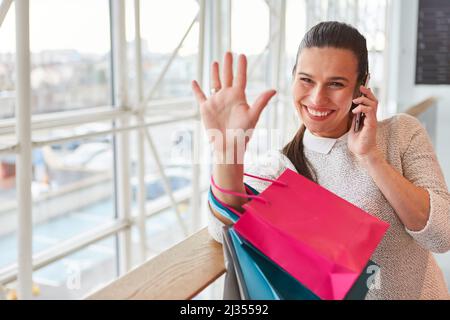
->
[222, 224, 280, 299]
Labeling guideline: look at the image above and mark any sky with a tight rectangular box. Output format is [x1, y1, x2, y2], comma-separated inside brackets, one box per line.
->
[0, 0, 302, 56]
[1, 0, 111, 54]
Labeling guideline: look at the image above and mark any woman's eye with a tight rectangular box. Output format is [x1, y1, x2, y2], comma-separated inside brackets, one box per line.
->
[300, 77, 313, 84]
[329, 82, 344, 88]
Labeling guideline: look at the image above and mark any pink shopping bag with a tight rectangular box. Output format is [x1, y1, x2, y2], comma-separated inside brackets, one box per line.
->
[231, 168, 389, 300]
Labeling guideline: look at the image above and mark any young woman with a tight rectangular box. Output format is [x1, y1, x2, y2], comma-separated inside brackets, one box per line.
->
[191, 21, 450, 299]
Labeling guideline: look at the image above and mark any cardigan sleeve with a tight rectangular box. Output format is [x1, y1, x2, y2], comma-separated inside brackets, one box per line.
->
[206, 151, 294, 244]
[397, 114, 450, 253]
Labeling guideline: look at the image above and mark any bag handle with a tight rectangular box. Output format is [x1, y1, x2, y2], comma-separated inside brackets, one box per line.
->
[210, 173, 287, 205]
[209, 187, 245, 219]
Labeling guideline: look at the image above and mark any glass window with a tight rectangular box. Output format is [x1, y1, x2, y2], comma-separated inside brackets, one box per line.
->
[129, 191, 211, 270]
[138, 0, 199, 100]
[0, 154, 17, 271]
[129, 122, 195, 216]
[131, 205, 189, 258]
[29, 0, 112, 115]
[2, 236, 117, 300]
[31, 131, 115, 255]
[0, 1, 16, 120]
[33, 236, 117, 299]
[231, 0, 270, 94]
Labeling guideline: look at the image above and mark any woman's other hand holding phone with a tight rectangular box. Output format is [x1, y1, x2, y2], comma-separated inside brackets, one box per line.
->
[348, 85, 381, 167]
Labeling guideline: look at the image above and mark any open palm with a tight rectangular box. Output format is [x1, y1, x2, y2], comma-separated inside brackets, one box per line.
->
[191, 52, 276, 153]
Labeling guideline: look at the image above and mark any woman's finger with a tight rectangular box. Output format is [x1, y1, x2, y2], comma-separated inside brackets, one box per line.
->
[350, 110, 357, 131]
[352, 104, 377, 125]
[211, 61, 222, 91]
[250, 89, 277, 120]
[352, 96, 377, 107]
[223, 52, 233, 87]
[359, 86, 378, 103]
[234, 54, 247, 89]
[191, 80, 207, 104]
[351, 104, 376, 118]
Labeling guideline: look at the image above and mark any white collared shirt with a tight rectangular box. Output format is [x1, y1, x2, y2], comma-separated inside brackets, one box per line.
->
[303, 128, 349, 154]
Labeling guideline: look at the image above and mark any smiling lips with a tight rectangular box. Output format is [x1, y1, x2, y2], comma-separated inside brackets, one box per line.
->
[304, 105, 335, 118]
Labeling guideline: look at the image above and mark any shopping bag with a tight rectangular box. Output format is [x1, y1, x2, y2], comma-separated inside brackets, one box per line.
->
[222, 225, 280, 300]
[210, 168, 389, 300]
[223, 225, 379, 300]
[221, 224, 246, 299]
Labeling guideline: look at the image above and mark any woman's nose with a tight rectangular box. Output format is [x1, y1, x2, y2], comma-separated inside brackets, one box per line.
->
[310, 86, 328, 106]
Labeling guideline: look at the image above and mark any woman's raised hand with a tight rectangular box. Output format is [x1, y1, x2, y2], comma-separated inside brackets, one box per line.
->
[191, 52, 276, 155]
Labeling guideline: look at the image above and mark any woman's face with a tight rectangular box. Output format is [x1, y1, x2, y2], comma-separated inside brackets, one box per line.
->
[292, 47, 360, 138]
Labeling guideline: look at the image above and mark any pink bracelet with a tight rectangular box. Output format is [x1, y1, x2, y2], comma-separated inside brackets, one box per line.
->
[210, 173, 287, 205]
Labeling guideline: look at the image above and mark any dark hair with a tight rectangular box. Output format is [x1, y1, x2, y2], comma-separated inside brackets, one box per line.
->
[282, 21, 369, 182]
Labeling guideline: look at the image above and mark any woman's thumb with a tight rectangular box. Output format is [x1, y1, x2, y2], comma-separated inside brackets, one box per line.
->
[250, 89, 277, 119]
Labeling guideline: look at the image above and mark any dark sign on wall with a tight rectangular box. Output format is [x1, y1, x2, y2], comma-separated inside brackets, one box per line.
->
[415, 0, 450, 85]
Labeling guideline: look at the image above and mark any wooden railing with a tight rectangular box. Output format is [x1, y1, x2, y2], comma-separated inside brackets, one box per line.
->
[404, 97, 437, 145]
[86, 228, 225, 300]
[87, 97, 437, 300]
[404, 97, 436, 117]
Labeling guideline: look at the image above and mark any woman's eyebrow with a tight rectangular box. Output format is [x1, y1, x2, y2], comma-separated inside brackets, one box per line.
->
[297, 72, 349, 83]
[328, 76, 349, 82]
[297, 72, 313, 78]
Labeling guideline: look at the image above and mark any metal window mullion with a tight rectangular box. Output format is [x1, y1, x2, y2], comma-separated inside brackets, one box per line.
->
[0, 0, 12, 28]
[226, 0, 231, 52]
[0, 98, 196, 136]
[273, 0, 286, 132]
[190, 0, 206, 233]
[134, 0, 148, 263]
[206, 0, 226, 63]
[142, 127, 189, 235]
[15, 0, 33, 300]
[266, 0, 284, 132]
[353, 0, 359, 27]
[0, 106, 126, 136]
[111, 0, 132, 275]
[1, 113, 198, 154]
[213, 0, 221, 60]
[0, 144, 17, 154]
[379, 0, 391, 119]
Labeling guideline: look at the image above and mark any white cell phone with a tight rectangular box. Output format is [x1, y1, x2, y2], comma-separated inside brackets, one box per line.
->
[354, 73, 370, 132]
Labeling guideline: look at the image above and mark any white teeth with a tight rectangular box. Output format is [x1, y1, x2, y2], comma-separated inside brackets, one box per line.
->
[307, 107, 332, 117]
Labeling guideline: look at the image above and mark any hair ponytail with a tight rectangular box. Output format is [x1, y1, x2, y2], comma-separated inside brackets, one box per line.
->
[282, 124, 316, 182]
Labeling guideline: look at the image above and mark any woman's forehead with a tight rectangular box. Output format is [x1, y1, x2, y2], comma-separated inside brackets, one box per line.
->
[296, 47, 359, 79]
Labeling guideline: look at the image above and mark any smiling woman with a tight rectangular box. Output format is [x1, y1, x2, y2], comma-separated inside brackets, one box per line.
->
[284, 22, 370, 181]
[194, 21, 450, 300]
[294, 48, 357, 136]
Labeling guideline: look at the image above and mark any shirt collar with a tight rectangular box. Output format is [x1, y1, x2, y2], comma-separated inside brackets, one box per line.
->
[303, 128, 349, 154]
